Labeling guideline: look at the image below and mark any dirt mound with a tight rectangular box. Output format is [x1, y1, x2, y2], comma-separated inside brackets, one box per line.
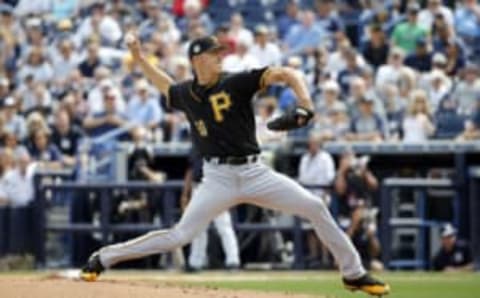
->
[0, 277, 314, 298]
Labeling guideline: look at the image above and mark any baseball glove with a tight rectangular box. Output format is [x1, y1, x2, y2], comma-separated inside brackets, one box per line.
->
[267, 106, 314, 131]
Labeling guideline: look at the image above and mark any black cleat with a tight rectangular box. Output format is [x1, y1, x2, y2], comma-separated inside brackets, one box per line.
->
[343, 274, 390, 297]
[80, 253, 105, 282]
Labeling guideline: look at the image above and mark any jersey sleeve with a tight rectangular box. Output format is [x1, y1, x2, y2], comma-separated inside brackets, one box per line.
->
[230, 67, 270, 99]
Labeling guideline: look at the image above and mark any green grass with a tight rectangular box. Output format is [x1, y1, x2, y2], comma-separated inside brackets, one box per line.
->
[190, 272, 480, 298]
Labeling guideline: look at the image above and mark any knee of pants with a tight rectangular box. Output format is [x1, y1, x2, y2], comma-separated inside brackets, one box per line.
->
[170, 225, 198, 247]
[300, 195, 329, 220]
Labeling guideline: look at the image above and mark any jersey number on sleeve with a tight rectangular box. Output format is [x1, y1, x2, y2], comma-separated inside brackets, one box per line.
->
[194, 119, 208, 137]
[209, 91, 232, 122]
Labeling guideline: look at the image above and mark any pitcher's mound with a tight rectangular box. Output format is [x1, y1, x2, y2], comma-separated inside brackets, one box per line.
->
[0, 278, 314, 298]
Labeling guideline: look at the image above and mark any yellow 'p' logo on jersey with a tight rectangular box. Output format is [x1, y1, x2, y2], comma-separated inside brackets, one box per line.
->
[209, 91, 232, 122]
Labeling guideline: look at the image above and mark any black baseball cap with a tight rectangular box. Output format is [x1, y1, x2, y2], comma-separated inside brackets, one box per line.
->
[188, 36, 225, 59]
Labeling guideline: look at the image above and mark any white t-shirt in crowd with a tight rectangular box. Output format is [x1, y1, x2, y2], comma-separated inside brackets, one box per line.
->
[402, 115, 430, 143]
[2, 163, 37, 207]
[248, 43, 282, 68]
[298, 150, 335, 196]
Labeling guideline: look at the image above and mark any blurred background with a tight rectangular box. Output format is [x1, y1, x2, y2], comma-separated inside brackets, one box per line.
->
[0, 0, 478, 274]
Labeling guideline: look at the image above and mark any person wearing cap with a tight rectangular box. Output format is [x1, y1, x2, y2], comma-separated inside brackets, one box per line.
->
[126, 79, 163, 130]
[346, 96, 385, 142]
[432, 224, 473, 271]
[81, 33, 390, 296]
[316, 80, 346, 117]
[404, 37, 433, 72]
[249, 25, 282, 68]
[392, 3, 428, 53]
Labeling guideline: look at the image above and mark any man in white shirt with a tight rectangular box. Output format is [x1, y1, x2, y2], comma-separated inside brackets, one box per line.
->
[298, 133, 335, 200]
[2, 149, 36, 207]
[248, 25, 282, 68]
[87, 78, 125, 115]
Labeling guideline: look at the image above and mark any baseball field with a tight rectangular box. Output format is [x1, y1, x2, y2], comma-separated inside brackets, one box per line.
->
[0, 271, 479, 298]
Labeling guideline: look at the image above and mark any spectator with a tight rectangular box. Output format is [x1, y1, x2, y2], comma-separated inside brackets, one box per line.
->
[27, 128, 63, 169]
[249, 25, 282, 68]
[0, 148, 15, 206]
[1, 97, 26, 141]
[455, 0, 480, 50]
[404, 38, 433, 72]
[22, 82, 52, 117]
[51, 38, 81, 84]
[432, 224, 473, 272]
[432, 12, 457, 52]
[334, 150, 382, 270]
[223, 36, 260, 72]
[25, 112, 49, 141]
[87, 76, 125, 115]
[314, 0, 343, 36]
[382, 84, 405, 140]
[213, 24, 235, 57]
[361, 24, 389, 70]
[375, 47, 410, 92]
[283, 10, 326, 57]
[2, 148, 36, 207]
[50, 108, 84, 165]
[418, 0, 454, 29]
[83, 89, 127, 137]
[298, 133, 335, 198]
[78, 40, 101, 78]
[177, 0, 213, 36]
[22, 17, 45, 57]
[228, 13, 254, 47]
[392, 3, 428, 54]
[453, 64, 480, 115]
[316, 80, 345, 115]
[17, 46, 53, 83]
[402, 89, 435, 142]
[347, 77, 384, 119]
[444, 39, 466, 76]
[457, 96, 480, 140]
[276, 0, 300, 39]
[345, 96, 384, 142]
[126, 79, 163, 130]
[74, 1, 122, 47]
[50, 0, 80, 21]
[278, 56, 303, 111]
[325, 37, 366, 78]
[337, 47, 364, 94]
[137, 1, 180, 44]
[426, 70, 451, 111]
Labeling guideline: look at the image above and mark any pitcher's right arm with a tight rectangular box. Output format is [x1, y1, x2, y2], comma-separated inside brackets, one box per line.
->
[126, 33, 174, 98]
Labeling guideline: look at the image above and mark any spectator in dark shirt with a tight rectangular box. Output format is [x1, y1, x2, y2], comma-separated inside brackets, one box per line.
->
[432, 224, 473, 272]
[78, 40, 101, 78]
[338, 47, 364, 94]
[50, 108, 84, 166]
[27, 127, 63, 169]
[362, 24, 389, 70]
[404, 38, 432, 72]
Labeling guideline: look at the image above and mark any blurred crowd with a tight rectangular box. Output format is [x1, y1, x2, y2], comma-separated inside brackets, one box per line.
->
[0, 0, 479, 165]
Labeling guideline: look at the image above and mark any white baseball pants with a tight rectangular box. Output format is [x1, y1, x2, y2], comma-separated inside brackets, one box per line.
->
[99, 160, 366, 279]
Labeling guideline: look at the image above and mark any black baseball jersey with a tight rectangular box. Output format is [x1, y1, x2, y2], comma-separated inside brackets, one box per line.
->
[168, 67, 269, 158]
